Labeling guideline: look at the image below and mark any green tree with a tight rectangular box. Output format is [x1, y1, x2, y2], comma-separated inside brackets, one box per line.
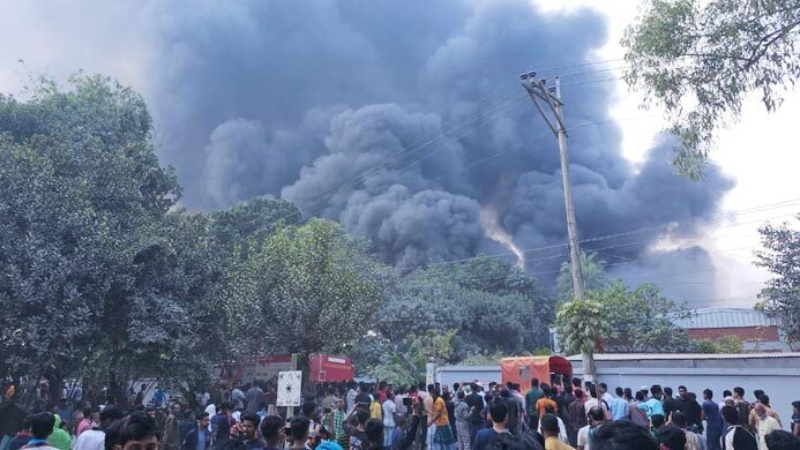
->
[594, 281, 692, 353]
[209, 197, 301, 260]
[227, 219, 383, 394]
[555, 299, 606, 382]
[0, 75, 224, 403]
[755, 216, 800, 346]
[623, 0, 800, 178]
[692, 336, 744, 353]
[556, 252, 609, 301]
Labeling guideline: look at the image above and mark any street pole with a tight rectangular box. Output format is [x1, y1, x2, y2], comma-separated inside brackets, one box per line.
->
[553, 77, 585, 303]
[520, 72, 596, 383]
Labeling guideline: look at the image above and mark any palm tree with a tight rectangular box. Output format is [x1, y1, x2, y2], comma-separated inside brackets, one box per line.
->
[556, 252, 609, 301]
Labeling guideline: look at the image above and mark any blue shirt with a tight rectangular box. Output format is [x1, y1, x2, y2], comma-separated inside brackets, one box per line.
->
[196, 430, 208, 450]
[703, 400, 723, 434]
[608, 397, 630, 420]
[643, 398, 665, 418]
[474, 429, 510, 450]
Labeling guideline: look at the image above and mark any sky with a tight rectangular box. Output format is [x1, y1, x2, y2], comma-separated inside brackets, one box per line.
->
[1, 0, 797, 309]
[537, 0, 800, 307]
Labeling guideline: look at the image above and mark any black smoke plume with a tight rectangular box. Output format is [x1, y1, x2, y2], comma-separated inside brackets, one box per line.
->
[1, 0, 735, 304]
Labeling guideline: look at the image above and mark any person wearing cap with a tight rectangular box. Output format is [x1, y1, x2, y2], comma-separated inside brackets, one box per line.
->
[792, 401, 800, 437]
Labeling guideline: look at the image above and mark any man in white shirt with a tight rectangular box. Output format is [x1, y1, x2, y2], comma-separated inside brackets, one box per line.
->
[583, 386, 609, 420]
[598, 383, 613, 404]
[382, 392, 397, 447]
[755, 403, 780, 450]
[577, 406, 606, 450]
[73, 406, 124, 450]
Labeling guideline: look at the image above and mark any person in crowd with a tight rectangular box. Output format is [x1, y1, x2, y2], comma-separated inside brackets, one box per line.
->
[381, 391, 396, 447]
[258, 416, 284, 450]
[527, 379, 545, 432]
[567, 390, 587, 447]
[750, 394, 782, 430]
[541, 413, 574, 450]
[47, 416, 71, 450]
[474, 401, 510, 450]
[210, 402, 234, 449]
[182, 412, 210, 450]
[593, 420, 658, 450]
[21, 413, 59, 450]
[754, 403, 781, 450]
[537, 406, 568, 445]
[454, 391, 471, 450]
[764, 430, 800, 450]
[428, 388, 455, 450]
[466, 383, 485, 444]
[537, 387, 559, 422]
[239, 413, 264, 450]
[703, 389, 724, 450]
[732, 387, 754, 434]
[74, 406, 124, 450]
[671, 411, 701, 450]
[792, 401, 800, 437]
[577, 407, 606, 450]
[583, 387, 608, 422]
[288, 416, 310, 450]
[659, 425, 687, 450]
[76, 408, 95, 438]
[607, 388, 629, 421]
[722, 405, 758, 450]
[9, 416, 33, 450]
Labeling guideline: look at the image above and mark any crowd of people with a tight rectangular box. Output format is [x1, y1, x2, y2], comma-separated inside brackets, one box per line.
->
[2, 377, 800, 450]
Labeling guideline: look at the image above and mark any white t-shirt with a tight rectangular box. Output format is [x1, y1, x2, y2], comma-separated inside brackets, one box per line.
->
[537, 416, 569, 443]
[73, 429, 105, 450]
[577, 425, 593, 450]
[383, 399, 397, 427]
[205, 404, 217, 431]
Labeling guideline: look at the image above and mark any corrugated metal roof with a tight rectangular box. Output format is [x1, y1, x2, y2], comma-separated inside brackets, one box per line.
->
[674, 308, 780, 329]
[437, 366, 498, 372]
[566, 352, 800, 361]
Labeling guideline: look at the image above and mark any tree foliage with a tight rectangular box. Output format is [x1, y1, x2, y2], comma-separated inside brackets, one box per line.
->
[692, 336, 744, 353]
[0, 75, 225, 402]
[556, 299, 608, 357]
[593, 281, 692, 353]
[623, 0, 800, 178]
[557, 281, 691, 354]
[755, 217, 800, 346]
[226, 219, 383, 357]
[556, 252, 610, 301]
[353, 256, 554, 383]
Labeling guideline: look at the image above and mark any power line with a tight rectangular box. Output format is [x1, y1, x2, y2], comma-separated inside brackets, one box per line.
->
[391, 200, 800, 272]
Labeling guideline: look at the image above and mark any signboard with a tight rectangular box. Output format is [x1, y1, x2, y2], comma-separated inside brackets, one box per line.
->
[276, 370, 302, 407]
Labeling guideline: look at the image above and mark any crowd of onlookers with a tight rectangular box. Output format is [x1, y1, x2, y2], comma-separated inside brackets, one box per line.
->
[2, 376, 800, 450]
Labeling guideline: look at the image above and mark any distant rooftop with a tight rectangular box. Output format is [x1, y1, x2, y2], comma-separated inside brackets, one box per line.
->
[675, 307, 779, 329]
[566, 352, 800, 361]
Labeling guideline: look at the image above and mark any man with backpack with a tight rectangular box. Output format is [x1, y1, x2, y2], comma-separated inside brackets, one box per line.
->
[732, 387, 753, 434]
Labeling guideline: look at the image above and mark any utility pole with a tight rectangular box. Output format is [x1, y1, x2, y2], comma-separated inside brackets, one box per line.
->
[520, 72, 596, 383]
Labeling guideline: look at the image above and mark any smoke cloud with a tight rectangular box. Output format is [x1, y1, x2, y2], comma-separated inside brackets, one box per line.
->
[0, 0, 736, 304]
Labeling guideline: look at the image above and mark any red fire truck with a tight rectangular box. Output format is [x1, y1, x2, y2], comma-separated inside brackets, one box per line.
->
[217, 354, 355, 386]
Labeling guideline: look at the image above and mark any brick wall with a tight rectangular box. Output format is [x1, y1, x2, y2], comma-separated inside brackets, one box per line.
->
[687, 326, 780, 341]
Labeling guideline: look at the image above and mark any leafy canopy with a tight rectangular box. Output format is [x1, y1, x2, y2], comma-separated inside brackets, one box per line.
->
[556, 281, 691, 354]
[623, 0, 800, 178]
[755, 216, 800, 346]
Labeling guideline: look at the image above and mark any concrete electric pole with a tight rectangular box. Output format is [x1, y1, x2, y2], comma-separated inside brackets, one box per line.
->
[520, 72, 596, 382]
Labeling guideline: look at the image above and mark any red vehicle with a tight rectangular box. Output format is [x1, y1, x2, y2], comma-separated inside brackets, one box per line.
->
[219, 354, 355, 386]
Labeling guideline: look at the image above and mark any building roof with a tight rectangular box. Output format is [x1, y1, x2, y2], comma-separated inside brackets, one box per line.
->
[566, 352, 800, 361]
[674, 307, 779, 329]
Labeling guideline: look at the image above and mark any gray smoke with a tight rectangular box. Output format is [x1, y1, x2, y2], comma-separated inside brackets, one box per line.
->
[0, 0, 736, 304]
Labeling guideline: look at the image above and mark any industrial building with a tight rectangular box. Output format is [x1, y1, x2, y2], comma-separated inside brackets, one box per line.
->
[674, 307, 789, 352]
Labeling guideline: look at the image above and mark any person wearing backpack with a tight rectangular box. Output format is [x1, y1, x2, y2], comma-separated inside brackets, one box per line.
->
[732, 388, 753, 434]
